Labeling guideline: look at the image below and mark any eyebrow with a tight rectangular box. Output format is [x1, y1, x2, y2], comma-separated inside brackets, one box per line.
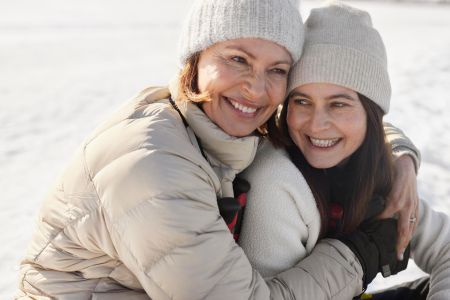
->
[326, 94, 357, 101]
[289, 91, 309, 98]
[290, 91, 357, 101]
[224, 45, 291, 65]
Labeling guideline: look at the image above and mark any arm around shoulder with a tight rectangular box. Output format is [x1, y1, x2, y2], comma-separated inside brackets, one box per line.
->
[384, 122, 421, 172]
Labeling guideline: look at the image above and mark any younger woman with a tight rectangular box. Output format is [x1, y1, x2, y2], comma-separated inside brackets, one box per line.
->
[240, 3, 450, 299]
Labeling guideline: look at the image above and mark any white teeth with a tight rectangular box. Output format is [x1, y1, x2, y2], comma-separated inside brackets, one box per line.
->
[228, 98, 257, 114]
[310, 137, 340, 148]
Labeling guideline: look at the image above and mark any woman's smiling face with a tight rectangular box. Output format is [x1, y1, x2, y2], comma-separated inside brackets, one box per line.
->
[197, 38, 292, 137]
[287, 83, 367, 169]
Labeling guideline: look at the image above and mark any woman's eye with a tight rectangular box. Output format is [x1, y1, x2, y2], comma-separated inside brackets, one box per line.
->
[231, 56, 247, 64]
[271, 68, 288, 76]
[292, 98, 309, 105]
[332, 102, 348, 108]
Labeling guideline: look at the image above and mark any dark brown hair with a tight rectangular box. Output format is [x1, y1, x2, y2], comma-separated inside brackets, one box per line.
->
[269, 94, 394, 237]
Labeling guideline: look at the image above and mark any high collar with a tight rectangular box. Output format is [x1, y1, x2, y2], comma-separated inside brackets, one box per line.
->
[168, 74, 259, 174]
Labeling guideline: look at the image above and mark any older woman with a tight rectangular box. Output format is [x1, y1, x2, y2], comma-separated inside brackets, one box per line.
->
[17, 0, 418, 299]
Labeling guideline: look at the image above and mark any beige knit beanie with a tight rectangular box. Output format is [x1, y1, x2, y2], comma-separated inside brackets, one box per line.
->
[178, 0, 304, 65]
[288, 2, 391, 113]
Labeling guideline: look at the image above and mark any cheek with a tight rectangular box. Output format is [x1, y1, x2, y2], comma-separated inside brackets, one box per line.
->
[347, 113, 367, 148]
[197, 64, 220, 92]
[198, 63, 241, 93]
[356, 121, 367, 147]
[286, 108, 296, 129]
[286, 108, 303, 139]
[286, 106, 308, 129]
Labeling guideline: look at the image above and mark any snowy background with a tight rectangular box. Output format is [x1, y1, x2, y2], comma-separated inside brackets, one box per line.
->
[1, 0, 449, 298]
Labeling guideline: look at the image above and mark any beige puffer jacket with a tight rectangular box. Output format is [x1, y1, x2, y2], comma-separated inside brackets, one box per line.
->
[16, 86, 364, 300]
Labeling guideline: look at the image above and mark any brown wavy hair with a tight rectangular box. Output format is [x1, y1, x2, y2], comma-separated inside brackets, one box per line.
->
[178, 52, 210, 103]
[268, 94, 394, 237]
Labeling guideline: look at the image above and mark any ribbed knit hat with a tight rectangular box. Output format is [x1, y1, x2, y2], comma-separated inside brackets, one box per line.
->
[288, 2, 391, 113]
[178, 0, 304, 65]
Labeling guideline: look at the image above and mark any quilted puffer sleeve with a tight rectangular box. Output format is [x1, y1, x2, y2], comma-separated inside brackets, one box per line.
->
[384, 122, 421, 172]
[85, 106, 264, 299]
[269, 239, 365, 300]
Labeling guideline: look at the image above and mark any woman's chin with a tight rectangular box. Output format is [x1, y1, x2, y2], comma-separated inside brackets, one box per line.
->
[217, 116, 259, 137]
[306, 157, 341, 169]
[223, 127, 254, 138]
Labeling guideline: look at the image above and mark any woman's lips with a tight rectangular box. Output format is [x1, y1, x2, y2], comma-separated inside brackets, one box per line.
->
[224, 96, 259, 116]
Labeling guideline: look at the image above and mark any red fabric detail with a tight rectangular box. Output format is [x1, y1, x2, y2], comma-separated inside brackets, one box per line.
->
[237, 193, 247, 206]
[329, 219, 337, 231]
[329, 202, 344, 220]
[226, 192, 247, 241]
[228, 214, 238, 232]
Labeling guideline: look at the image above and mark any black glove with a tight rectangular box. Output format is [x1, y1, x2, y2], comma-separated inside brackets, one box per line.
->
[362, 195, 411, 277]
[364, 220, 410, 278]
[339, 218, 408, 289]
[339, 222, 382, 288]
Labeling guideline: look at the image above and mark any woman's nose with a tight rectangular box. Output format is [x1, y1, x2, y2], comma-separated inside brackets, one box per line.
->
[309, 108, 331, 132]
[242, 72, 266, 101]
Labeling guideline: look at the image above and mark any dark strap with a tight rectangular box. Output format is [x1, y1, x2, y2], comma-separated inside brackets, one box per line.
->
[218, 178, 250, 241]
[169, 96, 248, 242]
[169, 96, 189, 127]
[169, 97, 207, 160]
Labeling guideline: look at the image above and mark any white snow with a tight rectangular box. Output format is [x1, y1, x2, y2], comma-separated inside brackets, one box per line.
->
[1, 0, 449, 298]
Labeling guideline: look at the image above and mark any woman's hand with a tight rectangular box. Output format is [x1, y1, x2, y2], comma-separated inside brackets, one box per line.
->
[379, 155, 419, 260]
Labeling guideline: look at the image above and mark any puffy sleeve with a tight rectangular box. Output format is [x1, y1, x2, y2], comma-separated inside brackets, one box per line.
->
[85, 106, 264, 299]
[384, 122, 421, 172]
[411, 199, 450, 299]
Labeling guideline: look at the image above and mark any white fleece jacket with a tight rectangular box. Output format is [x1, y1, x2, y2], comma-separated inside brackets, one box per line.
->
[240, 140, 450, 300]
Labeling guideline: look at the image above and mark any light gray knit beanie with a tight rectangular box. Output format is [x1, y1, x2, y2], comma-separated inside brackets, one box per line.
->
[178, 0, 304, 65]
[288, 2, 391, 113]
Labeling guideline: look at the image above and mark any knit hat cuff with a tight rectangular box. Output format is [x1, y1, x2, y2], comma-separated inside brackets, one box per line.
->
[179, 33, 304, 67]
[288, 44, 391, 113]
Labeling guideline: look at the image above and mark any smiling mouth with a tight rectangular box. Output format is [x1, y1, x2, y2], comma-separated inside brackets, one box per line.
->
[225, 96, 258, 115]
[308, 136, 341, 148]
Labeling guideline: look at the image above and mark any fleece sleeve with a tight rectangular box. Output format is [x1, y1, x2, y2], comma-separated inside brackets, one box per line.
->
[411, 199, 450, 300]
[239, 143, 320, 278]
